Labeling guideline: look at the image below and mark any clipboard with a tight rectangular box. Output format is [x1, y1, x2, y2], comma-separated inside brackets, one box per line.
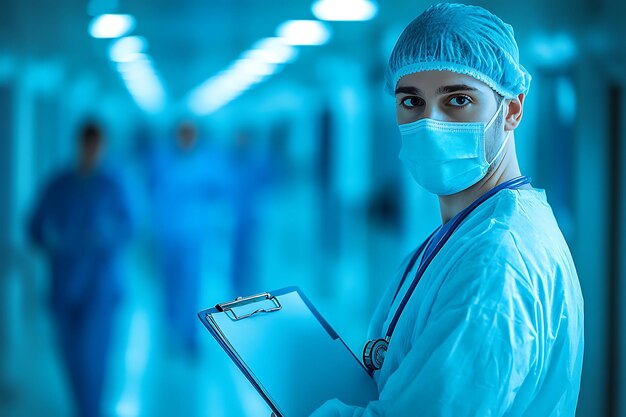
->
[197, 286, 378, 417]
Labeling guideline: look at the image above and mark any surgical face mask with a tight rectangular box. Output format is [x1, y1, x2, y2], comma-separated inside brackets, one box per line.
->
[398, 102, 510, 196]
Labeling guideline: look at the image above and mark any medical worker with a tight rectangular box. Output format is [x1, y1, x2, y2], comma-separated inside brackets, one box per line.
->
[29, 122, 132, 417]
[310, 3, 584, 416]
[151, 122, 222, 355]
[228, 130, 275, 296]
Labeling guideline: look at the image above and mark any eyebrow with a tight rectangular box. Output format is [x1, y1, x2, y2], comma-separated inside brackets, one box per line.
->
[395, 86, 423, 95]
[394, 84, 479, 96]
[437, 84, 479, 94]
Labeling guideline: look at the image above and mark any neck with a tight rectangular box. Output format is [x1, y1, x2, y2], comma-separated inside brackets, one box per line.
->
[437, 136, 524, 223]
[78, 160, 98, 176]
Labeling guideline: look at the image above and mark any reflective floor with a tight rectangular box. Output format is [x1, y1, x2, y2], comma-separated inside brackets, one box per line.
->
[3, 240, 270, 417]
[1, 228, 373, 417]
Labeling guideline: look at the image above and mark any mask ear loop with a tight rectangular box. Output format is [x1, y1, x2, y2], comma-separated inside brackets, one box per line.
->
[484, 99, 506, 131]
[486, 100, 511, 165]
[488, 130, 511, 165]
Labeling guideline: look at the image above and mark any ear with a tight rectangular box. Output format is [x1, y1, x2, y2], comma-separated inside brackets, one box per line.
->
[504, 93, 525, 131]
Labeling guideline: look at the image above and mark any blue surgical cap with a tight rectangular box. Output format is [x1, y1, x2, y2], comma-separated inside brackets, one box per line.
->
[385, 3, 531, 98]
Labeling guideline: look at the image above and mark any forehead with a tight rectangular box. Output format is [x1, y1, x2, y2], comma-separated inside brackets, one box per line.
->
[396, 70, 492, 95]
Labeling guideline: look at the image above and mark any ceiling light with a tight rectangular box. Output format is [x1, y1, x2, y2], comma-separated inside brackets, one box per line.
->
[109, 36, 147, 62]
[89, 14, 135, 38]
[276, 20, 332, 46]
[312, 0, 378, 21]
[247, 37, 298, 64]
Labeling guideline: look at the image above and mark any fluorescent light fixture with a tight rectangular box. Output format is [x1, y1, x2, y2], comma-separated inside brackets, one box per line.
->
[128, 81, 165, 112]
[109, 36, 147, 62]
[189, 85, 242, 115]
[231, 59, 277, 77]
[115, 57, 165, 112]
[89, 14, 135, 38]
[118, 60, 152, 80]
[204, 75, 248, 97]
[246, 37, 298, 64]
[312, 0, 378, 21]
[221, 68, 263, 87]
[188, 33, 304, 115]
[119, 52, 150, 65]
[188, 68, 258, 115]
[276, 20, 332, 46]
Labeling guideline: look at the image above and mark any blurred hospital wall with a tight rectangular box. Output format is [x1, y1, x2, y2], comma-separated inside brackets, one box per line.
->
[1, 0, 625, 416]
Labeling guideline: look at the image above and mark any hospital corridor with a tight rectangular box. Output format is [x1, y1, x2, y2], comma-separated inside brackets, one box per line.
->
[1, 0, 626, 416]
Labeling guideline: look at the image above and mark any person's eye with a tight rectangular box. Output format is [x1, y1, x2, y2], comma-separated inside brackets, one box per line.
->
[400, 96, 424, 109]
[448, 95, 473, 107]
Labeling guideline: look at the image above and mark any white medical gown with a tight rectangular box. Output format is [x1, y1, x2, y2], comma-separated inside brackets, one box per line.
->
[311, 188, 584, 417]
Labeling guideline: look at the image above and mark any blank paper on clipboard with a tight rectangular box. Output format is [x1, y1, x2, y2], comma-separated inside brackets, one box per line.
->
[199, 287, 378, 417]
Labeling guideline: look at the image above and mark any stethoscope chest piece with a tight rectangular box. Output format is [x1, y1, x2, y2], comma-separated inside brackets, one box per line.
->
[363, 338, 389, 372]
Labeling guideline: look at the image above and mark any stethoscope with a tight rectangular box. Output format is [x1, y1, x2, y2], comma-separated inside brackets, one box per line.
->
[362, 176, 532, 373]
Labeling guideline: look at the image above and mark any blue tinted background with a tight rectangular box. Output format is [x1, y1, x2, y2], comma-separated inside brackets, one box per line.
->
[0, 0, 625, 416]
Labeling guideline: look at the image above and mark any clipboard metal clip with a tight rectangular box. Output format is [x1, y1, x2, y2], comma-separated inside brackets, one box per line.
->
[216, 292, 282, 321]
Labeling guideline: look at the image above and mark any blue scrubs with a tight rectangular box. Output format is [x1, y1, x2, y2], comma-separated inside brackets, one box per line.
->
[151, 145, 224, 353]
[311, 188, 584, 417]
[228, 148, 273, 296]
[29, 168, 132, 417]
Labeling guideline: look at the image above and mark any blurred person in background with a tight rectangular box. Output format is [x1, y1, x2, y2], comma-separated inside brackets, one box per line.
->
[151, 121, 224, 355]
[228, 129, 275, 297]
[28, 121, 133, 417]
[308, 3, 583, 417]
